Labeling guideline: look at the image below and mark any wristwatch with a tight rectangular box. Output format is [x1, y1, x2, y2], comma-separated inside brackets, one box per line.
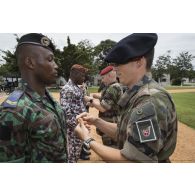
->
[83, 137, 95, 149]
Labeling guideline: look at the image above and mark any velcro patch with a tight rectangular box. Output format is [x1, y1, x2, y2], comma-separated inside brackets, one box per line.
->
[135, 119, 157, 143]
[2, 90, 23, 108]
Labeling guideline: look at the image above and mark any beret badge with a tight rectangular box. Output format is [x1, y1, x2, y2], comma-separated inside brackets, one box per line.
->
[41, 36, 50, 46]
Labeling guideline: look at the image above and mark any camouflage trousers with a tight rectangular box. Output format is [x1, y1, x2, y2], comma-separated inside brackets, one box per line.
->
[67, 127, 82, 163]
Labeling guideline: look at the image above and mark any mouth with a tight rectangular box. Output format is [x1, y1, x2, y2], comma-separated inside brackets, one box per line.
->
[53, 72, 58, 77]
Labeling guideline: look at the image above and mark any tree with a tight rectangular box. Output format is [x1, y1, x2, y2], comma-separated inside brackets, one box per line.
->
[59, 37, 95, 80]
[0, 50, 18, 77]
[172, 52, 195, 85]
[93, 39, 116, 71]
[153, 50, 172, 83]
[0, 34, 19, 77]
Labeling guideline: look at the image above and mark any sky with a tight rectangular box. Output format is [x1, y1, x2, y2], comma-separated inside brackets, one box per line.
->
[0, 33, 195, 66]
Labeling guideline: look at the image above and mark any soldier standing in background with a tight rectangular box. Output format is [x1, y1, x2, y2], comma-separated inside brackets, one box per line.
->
[0, 33, 67, 162]
[85, 65, 124, 147]
[75, 33, 177, 163]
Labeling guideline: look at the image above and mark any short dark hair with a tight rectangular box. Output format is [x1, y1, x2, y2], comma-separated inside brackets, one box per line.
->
[144, 48, 155, 70]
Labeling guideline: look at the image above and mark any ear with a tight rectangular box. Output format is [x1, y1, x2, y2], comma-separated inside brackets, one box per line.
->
[136, 57, 146, 69]
[24, 56, 35, 70]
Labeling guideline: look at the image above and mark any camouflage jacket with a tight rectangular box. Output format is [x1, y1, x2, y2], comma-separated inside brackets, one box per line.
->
[0, 85, 67, 163]
[117, 75, 177, 162]
[99, 82, 124, 123]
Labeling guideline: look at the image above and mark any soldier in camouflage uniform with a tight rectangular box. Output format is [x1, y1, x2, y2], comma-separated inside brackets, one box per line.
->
[75, 33, 177, 163]
[85, 65, 124, 147]
[0, 33, 67, 162]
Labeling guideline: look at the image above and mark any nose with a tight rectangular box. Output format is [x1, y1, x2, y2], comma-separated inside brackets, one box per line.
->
[54, 61, 58, 70]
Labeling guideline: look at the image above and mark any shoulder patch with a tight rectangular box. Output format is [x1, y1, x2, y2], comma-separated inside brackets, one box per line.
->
[2, 90, 24, 108]
[135, 119, 157, 143]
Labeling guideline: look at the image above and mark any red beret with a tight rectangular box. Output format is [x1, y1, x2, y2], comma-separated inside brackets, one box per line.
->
[100, 65, 114, 76]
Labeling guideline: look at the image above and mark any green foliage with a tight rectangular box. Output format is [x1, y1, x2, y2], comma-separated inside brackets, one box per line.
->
[153, 50, 195, 84]
[0, 34, 19, 77]
[171, 92, 195, 129]
[171, 78, 182, 86]
[152, 50, 172, 82]
[172, 52, 195, 84]
[55, 37, 95, 80]
[93, 39, 116, 71]
[0, 50, 18, 77]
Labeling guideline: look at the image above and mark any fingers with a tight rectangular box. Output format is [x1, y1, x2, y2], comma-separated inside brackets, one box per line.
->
[76, 112, 88, 121]
[77, 117, 83, 124]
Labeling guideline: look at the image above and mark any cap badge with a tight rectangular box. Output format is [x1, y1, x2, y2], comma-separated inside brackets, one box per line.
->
[41, 37, 50, 46]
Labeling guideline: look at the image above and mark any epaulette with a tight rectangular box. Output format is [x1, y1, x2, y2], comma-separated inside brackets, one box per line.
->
[1, 90, 24, 108]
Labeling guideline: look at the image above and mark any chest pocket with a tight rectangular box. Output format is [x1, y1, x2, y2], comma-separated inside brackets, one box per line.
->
[129, 101, 161, 143]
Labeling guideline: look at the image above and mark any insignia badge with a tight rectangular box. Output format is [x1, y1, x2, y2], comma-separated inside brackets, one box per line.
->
[142, 126, 151, 137]
[41, 36, 50, 46]
[136, 108, 143, 115]
[135, 119, 157, 143]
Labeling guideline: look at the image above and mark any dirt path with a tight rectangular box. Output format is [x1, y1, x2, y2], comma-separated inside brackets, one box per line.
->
[167, 89, 195, 93]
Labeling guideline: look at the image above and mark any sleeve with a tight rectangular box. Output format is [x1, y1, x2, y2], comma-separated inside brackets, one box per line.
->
[120, 98, 167, 162]
[60, 88, 77, 128]
[100, 85, 122, 110]
[0, 111, 26, 162]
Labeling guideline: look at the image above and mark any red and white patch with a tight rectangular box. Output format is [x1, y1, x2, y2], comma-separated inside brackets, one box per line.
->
[142, 126, 151, 137]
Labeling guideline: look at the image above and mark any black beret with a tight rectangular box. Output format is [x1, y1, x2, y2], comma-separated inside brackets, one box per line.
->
[105, 33, 158, 64]
[16, 33, 55, 52]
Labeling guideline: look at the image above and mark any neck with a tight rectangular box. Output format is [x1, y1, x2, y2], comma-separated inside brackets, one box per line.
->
[70, 78, 77, 85]
[128, 71, 146, 89]
[22, 74, 46, 96]
[108, 79, 117, 85]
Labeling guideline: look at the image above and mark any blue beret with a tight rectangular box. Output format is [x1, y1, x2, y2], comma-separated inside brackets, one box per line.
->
[16, 33, 55, 52]
[105, 33, 158, 64]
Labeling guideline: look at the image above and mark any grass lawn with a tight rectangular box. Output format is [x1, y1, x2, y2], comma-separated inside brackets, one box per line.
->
[88, 86, 99, 93]
[171, 92, 195, 129]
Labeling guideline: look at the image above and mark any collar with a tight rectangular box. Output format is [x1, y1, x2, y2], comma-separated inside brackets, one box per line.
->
[18, 79, 55, 104]
[118, 74, 151, 108]
[68, 79, 80, 88]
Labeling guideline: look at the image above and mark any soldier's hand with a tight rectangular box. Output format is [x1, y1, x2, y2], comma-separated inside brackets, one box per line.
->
[92, 93, 100, 99]
[76, 112, 97, 125]
[84, 95, 93, 103]
[75, 119, 90, 141]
